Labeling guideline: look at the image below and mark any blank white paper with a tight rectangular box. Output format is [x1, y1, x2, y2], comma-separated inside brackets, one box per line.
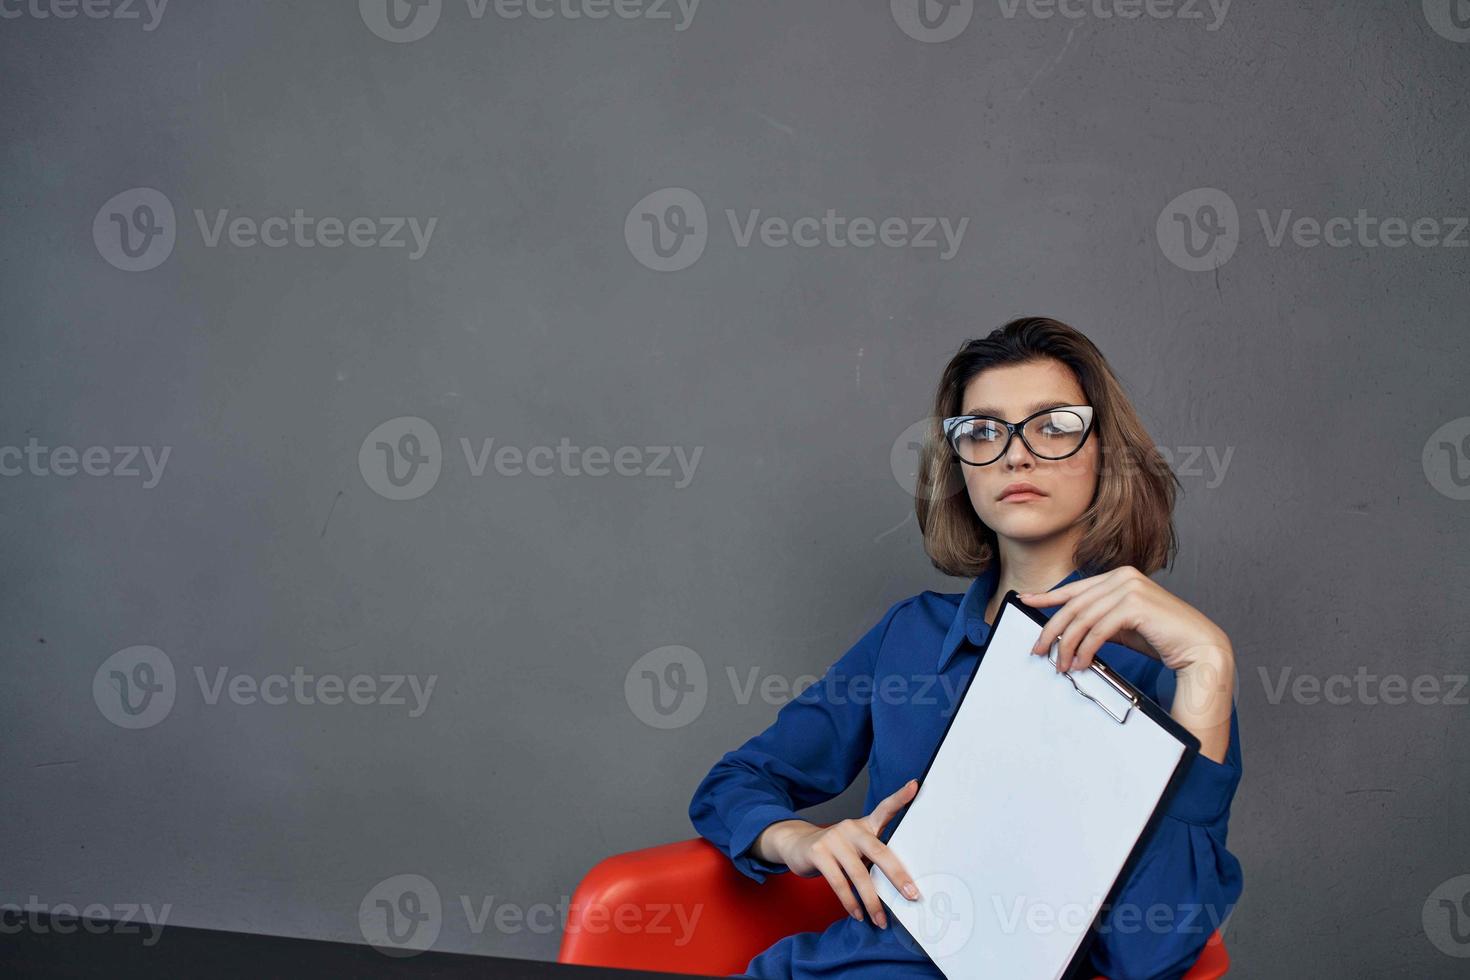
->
[871, 601, 1187, 980]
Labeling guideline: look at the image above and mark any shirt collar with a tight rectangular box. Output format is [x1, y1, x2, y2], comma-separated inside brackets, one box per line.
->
[936, 565, 1086, 674]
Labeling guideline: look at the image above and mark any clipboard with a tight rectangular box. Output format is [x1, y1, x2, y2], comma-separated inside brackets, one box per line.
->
[870, 590, 1200, 980]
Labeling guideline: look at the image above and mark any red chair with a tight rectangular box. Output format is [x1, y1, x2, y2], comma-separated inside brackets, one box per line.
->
[559, 837, 1229, 978]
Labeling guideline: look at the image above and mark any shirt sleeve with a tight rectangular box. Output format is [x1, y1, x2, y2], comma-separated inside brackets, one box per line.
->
[686, 599, 905, 884]
[1086, 705, 1244, 980]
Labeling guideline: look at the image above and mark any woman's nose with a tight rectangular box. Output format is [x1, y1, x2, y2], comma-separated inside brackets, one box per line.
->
[1003, 432, 1037, 467]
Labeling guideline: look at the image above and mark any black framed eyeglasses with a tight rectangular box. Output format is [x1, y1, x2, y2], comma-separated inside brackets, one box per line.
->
[942, 405, 1095, 466]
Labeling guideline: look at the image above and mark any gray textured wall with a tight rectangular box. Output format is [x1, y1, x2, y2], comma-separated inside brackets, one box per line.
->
[2, 1, 1467, 976]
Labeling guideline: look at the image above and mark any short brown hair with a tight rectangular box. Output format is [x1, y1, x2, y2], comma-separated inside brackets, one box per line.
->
[915, 316, 1182, 579]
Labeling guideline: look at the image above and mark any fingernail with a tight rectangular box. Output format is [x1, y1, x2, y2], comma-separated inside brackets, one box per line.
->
[903, 883, 919, 900]
[851, 908, 863, 921]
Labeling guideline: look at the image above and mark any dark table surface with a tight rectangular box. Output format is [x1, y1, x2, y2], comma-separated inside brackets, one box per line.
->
[0, 914, 717, 979]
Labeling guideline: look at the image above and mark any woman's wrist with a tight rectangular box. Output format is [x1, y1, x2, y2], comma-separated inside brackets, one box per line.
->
[1171, 640, 1235, 762]
[754, 818, 814, 865]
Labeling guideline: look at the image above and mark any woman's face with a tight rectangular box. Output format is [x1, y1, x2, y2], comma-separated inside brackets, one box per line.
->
[955, 358, 1100, 545]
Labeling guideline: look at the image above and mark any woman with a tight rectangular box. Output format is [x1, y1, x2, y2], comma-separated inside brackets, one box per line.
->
[687, 317, 1243, 980]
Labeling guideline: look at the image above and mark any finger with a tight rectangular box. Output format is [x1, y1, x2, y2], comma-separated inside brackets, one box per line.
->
[831, 839, 888, 928]
[865, 778, 919, 835]
[1053, 589, 1129, 673]
[1030, 578, 1116, 658]
[856, 834, 921, 902]
[1017, 584, 1078, 606]
[1016, 570, 1109, 607]
[811, 850, 865, 922]
[1058, 590, 1111, 675]
[1069, 599, 1137, 672]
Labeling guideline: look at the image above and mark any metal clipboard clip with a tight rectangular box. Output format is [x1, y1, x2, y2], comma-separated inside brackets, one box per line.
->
[1047, 638, 1139, 725]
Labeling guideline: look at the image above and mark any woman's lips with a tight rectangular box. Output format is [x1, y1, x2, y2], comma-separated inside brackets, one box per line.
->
[1000, 491, 1045, 502]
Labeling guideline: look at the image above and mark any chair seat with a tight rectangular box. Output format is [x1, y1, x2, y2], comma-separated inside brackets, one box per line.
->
[559, 837, 1228, 978]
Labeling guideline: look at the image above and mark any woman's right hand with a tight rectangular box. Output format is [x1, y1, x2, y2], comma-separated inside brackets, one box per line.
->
[761, 778, 923, 929]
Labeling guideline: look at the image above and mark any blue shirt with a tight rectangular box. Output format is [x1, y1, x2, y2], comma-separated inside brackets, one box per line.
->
[688, 565, 1243, 980]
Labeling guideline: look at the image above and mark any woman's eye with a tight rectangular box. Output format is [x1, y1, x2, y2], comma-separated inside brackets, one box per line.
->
[1040, 418, 1081, 437]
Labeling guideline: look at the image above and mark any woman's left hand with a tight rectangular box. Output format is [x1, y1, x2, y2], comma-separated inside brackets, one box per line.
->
[1019, 567, 1236, 763]
[1018, 566, 1232, 675]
